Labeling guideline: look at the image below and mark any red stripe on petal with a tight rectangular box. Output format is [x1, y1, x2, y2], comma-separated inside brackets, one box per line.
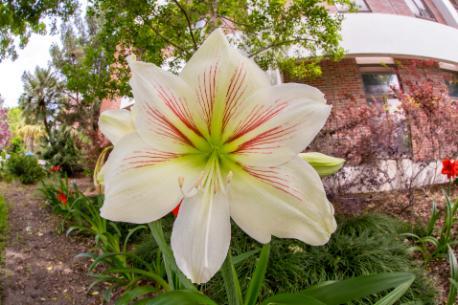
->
[244, 166, 303, 200]
[223, 65, 248, 130]
[196, 64, 218, 130]
[123, 150, 180, 169]
[143, 103, 194, 146]
[227, 100, 289, 143]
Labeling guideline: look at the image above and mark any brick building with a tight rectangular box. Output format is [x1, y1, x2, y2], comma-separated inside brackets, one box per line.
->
[290, 0, 458, 166]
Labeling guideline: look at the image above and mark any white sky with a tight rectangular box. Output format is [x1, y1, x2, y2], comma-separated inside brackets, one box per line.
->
[0, 0, 88, 109]
[0, 33, 60, 108]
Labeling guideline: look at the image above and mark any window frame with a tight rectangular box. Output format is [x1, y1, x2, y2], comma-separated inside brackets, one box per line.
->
[404, 0, 436, 21]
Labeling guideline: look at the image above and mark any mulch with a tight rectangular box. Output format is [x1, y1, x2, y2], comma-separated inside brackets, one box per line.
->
[0, 181, 103, 305]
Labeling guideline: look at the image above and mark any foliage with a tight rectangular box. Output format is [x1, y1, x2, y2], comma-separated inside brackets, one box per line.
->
[0, 96, 11, 150]
[447, 246, 458, 305]
[41, 127, 82, 175]
[4, 153, 45, 184]
[89, 0, 350, 82]
[19, 66, 63, 135]
[17, 124, 46, 152]
[403, 191, 458, 261]
[201, 214, 436, 305]
[38, 177, 428, 304]
[0, 0, 77, 61]
[6, 107, 23, 137]
[6, 136, 25, 154]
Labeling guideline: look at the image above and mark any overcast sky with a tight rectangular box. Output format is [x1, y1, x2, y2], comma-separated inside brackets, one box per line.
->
[0, 33, 60, 108]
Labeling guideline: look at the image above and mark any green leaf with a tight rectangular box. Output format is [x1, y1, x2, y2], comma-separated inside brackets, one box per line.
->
[244, 244, 270, 305]
[233, 249, 260, 266]
[259, 295, 327, 305]
[115, 286, 158, 305]
[302, 272, 415, 305]
[261, 273, 415, 305]
[148, 221, 196, 291]
[221, 252, 244, 305]
[132, 290, 218, 305]
[447, 246, 458, 305]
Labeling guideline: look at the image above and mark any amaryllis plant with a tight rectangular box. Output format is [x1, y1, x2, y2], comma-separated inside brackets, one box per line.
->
[98, 29, 415, 304]
[99, 29, 336, 283]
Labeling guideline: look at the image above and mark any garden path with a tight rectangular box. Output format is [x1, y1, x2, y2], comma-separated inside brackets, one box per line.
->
[0, 181, 102, 305]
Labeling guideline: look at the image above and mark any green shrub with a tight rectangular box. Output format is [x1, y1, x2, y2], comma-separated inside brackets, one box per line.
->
[42, 127, 81, 176]
[5, 153, 45, 184]
[6, 136, 24, 154]
[133, 214, 435, 305]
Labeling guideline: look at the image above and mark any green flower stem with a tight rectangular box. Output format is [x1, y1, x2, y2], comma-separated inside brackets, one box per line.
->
[220, 251, 243, 305]
[148, 221, 196, 291]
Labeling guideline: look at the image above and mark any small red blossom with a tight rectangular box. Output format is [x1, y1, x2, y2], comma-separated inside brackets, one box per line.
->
[171, 199, 183, 217]
[56, 191, 68, 205]
[441, 159, 457, 179]
[50, 165, 61, 172]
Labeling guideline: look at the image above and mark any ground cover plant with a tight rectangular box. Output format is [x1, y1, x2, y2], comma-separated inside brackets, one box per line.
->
[39, 176, 438, 304]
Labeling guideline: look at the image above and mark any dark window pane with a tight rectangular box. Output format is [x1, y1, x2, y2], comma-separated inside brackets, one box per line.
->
[362, 73, 400, 101]
[447, 79, 458, 98]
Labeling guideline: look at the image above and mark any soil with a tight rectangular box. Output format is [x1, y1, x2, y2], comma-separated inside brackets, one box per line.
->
[0, 180, 102, 305]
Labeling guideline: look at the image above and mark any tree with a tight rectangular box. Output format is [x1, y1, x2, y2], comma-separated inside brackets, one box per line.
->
[19, 66, 63, 135]
[89, 0, 350, 82]
[0, 0, 77, 61]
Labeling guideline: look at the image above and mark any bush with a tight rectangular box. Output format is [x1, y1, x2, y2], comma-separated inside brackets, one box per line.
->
[5, 153, 45, 184]
[42, 127, 82, 176]
[7, 136, 25, 154]
[198, 214, 437, 305]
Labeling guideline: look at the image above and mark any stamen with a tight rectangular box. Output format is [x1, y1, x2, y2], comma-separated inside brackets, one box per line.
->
[226, 171, 233, 184]
[178, 176, 185, 188]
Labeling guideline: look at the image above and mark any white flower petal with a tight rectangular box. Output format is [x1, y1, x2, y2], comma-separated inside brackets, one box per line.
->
[230, 157, 336, 245]
[226, 84, 331, 167]
[171, 187, 231, 284]
[100, 133, 204, 223]
[127, 55, 206, 153]
[99, 109, 135, 144]
[180, 29, 270, 136]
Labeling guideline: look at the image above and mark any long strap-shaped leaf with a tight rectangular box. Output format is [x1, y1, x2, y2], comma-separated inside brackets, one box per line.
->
[244, 244, 271, 305]
[447, 245, 458, 305]
[261, 272, 415, 305]
[221, 252, 244, 305]
[148, 221, 196, 291]
[133, 290, 219, 305]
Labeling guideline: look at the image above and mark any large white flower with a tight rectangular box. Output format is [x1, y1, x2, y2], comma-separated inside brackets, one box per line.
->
[99, 29, 336, 284]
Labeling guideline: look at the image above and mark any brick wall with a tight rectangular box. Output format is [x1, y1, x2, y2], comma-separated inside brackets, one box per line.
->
[287, 58, 458, 163]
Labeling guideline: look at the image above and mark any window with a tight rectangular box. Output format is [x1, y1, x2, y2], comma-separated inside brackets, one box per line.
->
[336, 0, 370, 12]
[405, 0, 435, 20]
[362, 73, 400, 103]
[361, 70, 410, 157]
[447, 78, 458, 98]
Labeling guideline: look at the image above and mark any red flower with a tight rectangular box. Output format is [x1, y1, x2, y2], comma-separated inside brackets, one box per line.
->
[171, 199, 183, 217]
[50, 165, 61, 172]
[56, 191, 68, 205]
[442, 159, 457, 179]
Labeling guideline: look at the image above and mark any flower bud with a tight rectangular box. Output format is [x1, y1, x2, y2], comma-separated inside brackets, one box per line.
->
[299, 152, 345, 177]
